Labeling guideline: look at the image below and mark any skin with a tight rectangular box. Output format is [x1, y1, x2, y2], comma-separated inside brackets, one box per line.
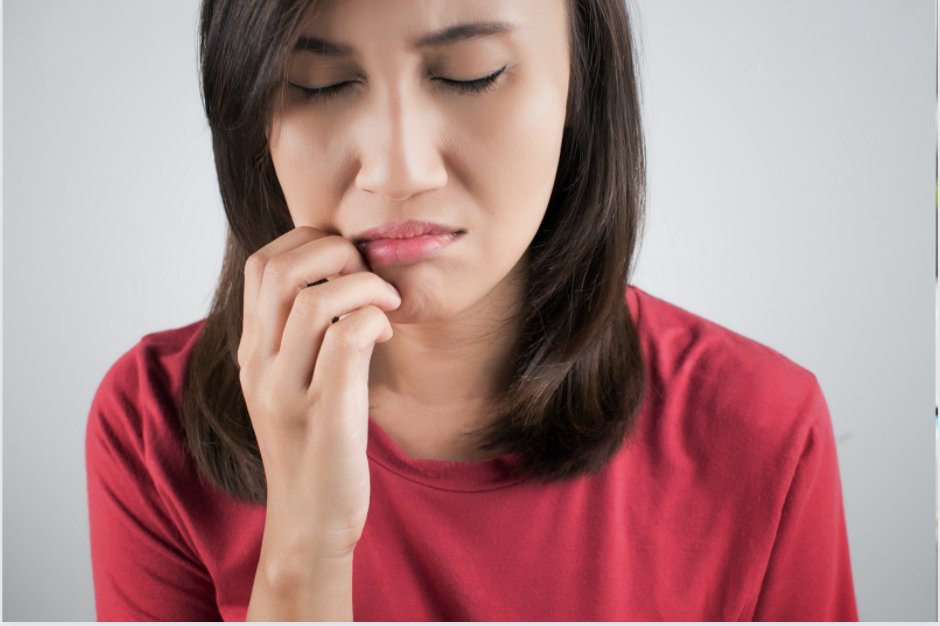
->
[268, 0, 570, 462]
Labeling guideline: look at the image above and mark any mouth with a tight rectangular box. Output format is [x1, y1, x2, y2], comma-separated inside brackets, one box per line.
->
[354, 220, 465, 267]
[353, 220, 463, 245]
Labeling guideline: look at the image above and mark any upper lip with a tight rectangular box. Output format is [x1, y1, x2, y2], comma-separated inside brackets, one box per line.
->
[354, 220, 462, 245]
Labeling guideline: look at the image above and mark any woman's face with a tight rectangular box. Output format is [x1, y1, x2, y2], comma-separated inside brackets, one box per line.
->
[268, 0, 570, 325]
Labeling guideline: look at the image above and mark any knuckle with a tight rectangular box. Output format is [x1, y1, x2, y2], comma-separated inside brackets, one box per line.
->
[294, 286, 328, 319]
[325, 320, 358, 352]
[241, 336, 252, 372]
[259, 385, 286, 417]
[319, 234, 349, 259]
[237, 361, 305, 430]
[325, 234, 356, 256]
[244, 254, 266, 282]
[361, 304, 386, 324]
[326, 306, 384, 350]
[237, 359, 257, 393]
[305, 387, 328, 416]
[262, 256, 294, 286]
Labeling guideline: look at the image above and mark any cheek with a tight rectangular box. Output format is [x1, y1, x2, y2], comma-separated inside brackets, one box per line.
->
[452, 73, 567, 246]
[499, 87, 565, 211]
[269, 114, 350, 218]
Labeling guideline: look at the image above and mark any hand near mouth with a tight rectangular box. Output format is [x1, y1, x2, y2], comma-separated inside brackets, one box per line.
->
[239, 225, 401, 619]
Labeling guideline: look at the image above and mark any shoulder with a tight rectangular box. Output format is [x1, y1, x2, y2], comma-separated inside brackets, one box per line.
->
[86, 319, 207, 477]
[85, 320, 232, 621]
[625, 285, 831, 467]
[621, 288, 854, 621]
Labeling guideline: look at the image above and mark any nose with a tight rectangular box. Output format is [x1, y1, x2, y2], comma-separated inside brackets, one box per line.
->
[354, 84, 448, 202]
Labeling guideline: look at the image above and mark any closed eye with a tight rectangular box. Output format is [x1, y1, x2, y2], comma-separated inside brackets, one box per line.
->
[289, 65, 508, 104]
[289, 80, 358, 104]
[431, 65, 508, 94]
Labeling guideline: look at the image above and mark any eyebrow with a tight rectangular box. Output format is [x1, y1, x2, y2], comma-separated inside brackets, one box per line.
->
[293, 21, 519, 57]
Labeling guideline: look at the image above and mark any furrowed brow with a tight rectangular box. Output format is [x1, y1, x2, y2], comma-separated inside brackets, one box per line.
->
[293, 21, 519, 57]
[411, 21, 520, 49]
[293, 36, 353, 57]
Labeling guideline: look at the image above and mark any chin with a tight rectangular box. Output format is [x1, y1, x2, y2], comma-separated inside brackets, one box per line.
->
[384, 292, 452, 325]
[378, 263, 468, 325]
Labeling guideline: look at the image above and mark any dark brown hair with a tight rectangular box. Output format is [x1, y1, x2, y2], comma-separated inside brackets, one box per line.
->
[182, 0, 647, 504]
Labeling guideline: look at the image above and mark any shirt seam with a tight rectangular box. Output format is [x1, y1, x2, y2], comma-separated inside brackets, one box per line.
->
[366, 451, 530, 493]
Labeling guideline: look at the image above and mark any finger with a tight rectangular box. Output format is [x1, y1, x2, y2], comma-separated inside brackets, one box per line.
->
[244, 227, 324, 326]
[242, 227, 371, 361]
[310, 305, 393, 405]
[242, 227, 330, 365]
[255, 233, 372, 360]
[275, 272, 401, 393]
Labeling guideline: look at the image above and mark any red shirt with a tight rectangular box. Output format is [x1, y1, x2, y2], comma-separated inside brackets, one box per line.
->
[86, 286, 858, 621]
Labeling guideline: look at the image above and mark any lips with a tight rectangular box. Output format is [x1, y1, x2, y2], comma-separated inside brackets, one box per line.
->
[355, 220, 460, 243]
[355, 220, 463, 267]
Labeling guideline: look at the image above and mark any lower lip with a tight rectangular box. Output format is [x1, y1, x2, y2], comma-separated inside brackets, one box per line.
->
[358, 232, 462, 267]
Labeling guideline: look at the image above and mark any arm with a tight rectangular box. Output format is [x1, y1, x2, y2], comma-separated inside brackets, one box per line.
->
[237, 228, 399, 620]
[85, 355, 222, 622]
[751, 381, 858, 621]
[246, 547, 354, 621]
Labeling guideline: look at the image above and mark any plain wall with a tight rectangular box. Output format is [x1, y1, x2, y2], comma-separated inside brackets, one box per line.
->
[3, 0, 935, 620]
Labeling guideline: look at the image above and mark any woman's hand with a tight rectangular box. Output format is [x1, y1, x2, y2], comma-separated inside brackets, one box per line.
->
[238, 225, 401, 572]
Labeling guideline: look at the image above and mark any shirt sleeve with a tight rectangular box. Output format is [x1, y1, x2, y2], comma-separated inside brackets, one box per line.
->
[751, 380, 858, 621]
[85, 351, 222, 622]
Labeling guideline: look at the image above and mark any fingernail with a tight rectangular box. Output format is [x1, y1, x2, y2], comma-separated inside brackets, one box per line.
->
[387, 282, 400, 299]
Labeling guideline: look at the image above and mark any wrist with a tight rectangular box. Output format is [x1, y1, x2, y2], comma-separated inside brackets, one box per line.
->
[261, 509, 362, 561]
[248, 549, 354, 621]
[254, 545, 354, 603]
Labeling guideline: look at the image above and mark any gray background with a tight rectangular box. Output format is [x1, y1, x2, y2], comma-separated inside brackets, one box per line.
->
[3, 0, 936, 621]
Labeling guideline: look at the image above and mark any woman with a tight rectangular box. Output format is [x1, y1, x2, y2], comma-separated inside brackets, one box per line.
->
[86, 0, 858, 620]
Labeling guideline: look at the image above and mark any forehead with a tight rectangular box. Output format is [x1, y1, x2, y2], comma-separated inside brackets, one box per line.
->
[297, 0, 565, 55]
